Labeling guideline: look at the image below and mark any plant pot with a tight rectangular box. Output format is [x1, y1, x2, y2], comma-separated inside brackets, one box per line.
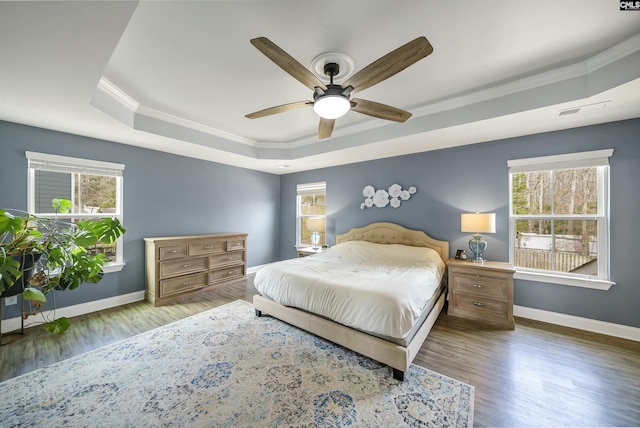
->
[0, 253, 41, 298]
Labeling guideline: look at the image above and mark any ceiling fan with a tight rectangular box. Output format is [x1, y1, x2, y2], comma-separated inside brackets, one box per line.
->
[245, 36, 434, 139]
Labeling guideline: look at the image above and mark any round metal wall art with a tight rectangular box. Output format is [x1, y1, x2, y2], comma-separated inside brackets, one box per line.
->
[361, 184, 417, 209]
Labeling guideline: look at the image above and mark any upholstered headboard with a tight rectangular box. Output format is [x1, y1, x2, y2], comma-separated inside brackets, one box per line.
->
[335, 222, 449, 261]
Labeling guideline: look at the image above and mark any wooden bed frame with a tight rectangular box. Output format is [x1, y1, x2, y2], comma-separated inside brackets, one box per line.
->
[253, 222, 449, 381]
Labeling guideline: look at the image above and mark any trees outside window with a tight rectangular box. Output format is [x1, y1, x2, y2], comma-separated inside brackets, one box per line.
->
[296, 182, 326, 247]
[508, 150, 611, 284]
[27, 152, 124, 268]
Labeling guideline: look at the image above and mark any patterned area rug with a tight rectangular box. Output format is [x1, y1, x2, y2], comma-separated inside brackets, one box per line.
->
[0, 300, 474, 427]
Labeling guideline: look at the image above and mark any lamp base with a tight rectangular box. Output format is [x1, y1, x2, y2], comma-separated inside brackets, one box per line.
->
[468, 233, 487, 262]
[311, 231, 321, 250]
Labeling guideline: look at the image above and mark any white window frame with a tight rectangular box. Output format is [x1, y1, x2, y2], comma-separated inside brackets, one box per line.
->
[507, 149, 614, 290]
[296, 182, 326, 248]
[25, 151, 125, 273]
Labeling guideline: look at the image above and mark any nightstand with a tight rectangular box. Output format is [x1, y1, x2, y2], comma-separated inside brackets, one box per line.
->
[296, 247, 325, 257]
[447, 258, 515, 329]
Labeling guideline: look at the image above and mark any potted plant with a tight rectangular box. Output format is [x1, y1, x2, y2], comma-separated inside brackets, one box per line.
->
[0, 198, 125, 334]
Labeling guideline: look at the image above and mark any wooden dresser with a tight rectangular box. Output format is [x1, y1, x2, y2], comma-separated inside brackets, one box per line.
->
[447, 258, 515, 329]
[144, 233, 247, 306]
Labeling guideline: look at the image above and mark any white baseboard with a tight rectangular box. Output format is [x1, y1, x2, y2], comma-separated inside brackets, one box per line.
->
[0, 267, 267, 333]
[0, 267, 270, 333]
[5, 283, 636, 344]
[514, 305, 640, 342]
[1, 291, 145, 334]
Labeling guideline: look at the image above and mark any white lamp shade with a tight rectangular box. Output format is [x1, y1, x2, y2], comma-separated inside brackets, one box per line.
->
[313, 95, 351, 119]
[307, 217, 325, 231]
[461, 213, 496, 233]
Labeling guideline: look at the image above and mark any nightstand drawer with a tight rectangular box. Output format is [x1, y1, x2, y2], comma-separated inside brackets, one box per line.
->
[451, 272, 509, 300]
[446, 258, 515, 329]
[451, 293, 508, 318]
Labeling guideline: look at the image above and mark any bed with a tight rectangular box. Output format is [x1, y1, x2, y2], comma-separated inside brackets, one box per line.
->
[253, 222, 449, 381]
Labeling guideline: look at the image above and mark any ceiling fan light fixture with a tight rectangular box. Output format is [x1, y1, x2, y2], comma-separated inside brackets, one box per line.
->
[313, 95, 351, 119]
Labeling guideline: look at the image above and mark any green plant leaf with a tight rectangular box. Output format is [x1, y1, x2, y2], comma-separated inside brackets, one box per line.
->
[45, 317, 71, 334]
[0, 255, 21, 294]
[45, 246, 68, 269]
[51, 198, 72, 214]
[0, 210, 24, 236]
[76, 218, 125, 245]
[22, 287, 47, 302]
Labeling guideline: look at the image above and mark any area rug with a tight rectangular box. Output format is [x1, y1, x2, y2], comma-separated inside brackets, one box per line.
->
[0, 300, 474, 427]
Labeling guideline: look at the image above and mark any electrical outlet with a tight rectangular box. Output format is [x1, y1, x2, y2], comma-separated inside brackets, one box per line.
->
[4, 295, 18, 306]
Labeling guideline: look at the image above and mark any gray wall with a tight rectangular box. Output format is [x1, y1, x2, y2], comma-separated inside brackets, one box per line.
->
[0, 120, 280, 319]
[2, 118, 639, 329]
[279, 118, 640, 328]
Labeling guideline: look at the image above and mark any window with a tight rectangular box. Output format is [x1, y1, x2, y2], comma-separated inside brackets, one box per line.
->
[508, 149, 613, 290]
[26, 151, 125, 272]
[296, 182, 326, 248]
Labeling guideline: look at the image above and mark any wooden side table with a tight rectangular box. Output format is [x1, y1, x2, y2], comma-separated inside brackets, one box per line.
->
[447, 258, 515, 329]
[296, 247, 325, 257]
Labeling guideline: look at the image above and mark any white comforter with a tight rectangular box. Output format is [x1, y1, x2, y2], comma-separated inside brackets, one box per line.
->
[254, 240, 445, 339]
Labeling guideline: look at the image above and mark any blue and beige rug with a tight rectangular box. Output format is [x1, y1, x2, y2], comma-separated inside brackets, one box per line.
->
[0, 300, 474, 427]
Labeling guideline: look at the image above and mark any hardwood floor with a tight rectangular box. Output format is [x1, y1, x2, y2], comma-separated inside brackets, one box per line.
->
[2, 274, 639, 427]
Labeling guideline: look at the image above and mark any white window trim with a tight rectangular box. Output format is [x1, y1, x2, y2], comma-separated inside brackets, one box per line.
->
[25, 151, 125, 272]
[508, 149, 614, 290]
[296, 182, 326, 248]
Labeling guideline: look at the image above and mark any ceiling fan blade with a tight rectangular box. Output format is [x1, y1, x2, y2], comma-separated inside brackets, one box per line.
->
[245, 101, 312, 119]
[318, 118, 335, 139]
[344, 36, 433, 94]
[251, 37, 327, 91]
[351, 98, 412, 122]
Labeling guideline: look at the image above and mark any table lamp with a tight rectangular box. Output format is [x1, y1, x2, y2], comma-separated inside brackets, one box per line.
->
[461, 213, 496, 262]
[307, 217, 325, 250]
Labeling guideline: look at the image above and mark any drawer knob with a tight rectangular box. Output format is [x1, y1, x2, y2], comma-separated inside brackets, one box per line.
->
[473, 284, 483, 288]
[204, 246, 212, 249]
[183, 280, 191, 285]
[170, 250, 178, 253]
[182, 264, 190, 268]
[473, 301, 484, 306]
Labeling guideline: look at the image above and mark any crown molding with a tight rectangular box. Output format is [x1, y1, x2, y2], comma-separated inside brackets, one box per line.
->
[135, 105, 255, 146]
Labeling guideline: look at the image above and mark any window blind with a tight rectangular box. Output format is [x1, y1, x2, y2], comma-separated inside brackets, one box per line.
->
[507, 149, 613, 173]
[296, 182, 326, 195]
[26, 151, 124, 177]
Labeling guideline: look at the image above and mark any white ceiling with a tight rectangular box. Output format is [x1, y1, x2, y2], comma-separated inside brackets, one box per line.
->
[1, 1, 639, 174]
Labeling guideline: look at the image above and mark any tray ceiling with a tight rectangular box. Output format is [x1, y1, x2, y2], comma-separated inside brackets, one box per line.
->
[1, 1, 639, 174]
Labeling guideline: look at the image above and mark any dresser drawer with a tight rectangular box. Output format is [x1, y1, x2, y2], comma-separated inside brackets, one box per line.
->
[189, 241, 225, 256]
[210, 251, 244, 268]
[160, 272, 208, 297]
[451, 272, 509, 300]
[159, 245, 188, 260]
[160, 256, 208, 278]
[226, 239, 245, 251]
[210, 265, 244, 284]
